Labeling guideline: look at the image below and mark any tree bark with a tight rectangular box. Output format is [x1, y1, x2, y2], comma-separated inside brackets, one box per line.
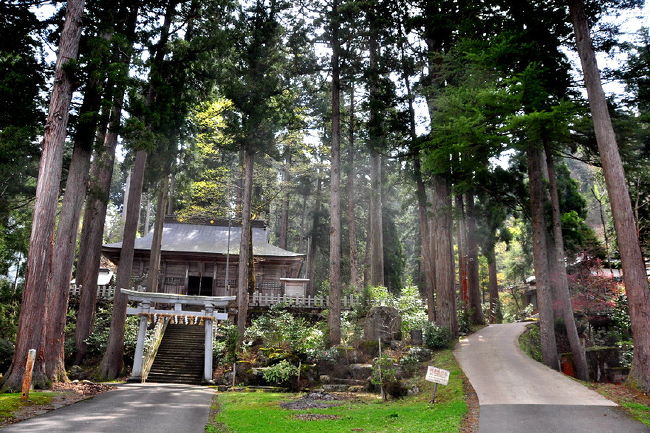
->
[544, 145, 589, 380]
[414, 157, 435, 321]
[431, 174, 457, 335]
[306, 175, 322, 294]
[485, 242, 501, 323]
[237, 149, 254, 339]
[527, 145, 559, 370]
[73, 88, 125, 364]
[45, 28, 112, 380]
[328, 0, 342, 347]
[146, 175, 169, 292]
[465, 192, 484, 325]
[368, 150, 384, 287]
[99, 150, 147, 379]
[346, 87, 360, 291]
[2, 0, 85, 391]
[278, 153, 290, 250]
[73, 4, 138, 364]
[570, 0, 650, 391]
[367, 15, 384, 288]
[456, 194, 469, 309]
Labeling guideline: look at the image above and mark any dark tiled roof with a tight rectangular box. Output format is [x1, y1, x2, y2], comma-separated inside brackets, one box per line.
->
[103, 222, 303, 257]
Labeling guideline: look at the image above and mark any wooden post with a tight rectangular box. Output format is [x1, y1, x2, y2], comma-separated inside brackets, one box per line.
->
[431, 383, 438, 404]
[21, 349, 36, 401]
[204, 305, 214, 384]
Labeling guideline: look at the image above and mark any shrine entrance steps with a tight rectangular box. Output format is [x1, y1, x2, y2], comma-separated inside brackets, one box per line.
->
[147, 324, 204, 385]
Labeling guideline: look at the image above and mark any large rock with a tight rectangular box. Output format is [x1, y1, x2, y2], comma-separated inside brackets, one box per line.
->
[364, 306, 402, 342]
[349, 364, 373, 380]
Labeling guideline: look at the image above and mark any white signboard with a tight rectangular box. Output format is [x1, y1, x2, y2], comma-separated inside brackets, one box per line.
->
[425, 366, 450, 386]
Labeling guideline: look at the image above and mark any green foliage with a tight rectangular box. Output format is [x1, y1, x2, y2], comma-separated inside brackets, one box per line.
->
[371, 354, 399, 399]
[362, 285, 428, 335]
[243, 306, 325, 360]
[261, 359, 299, 386]
[456, 309, 471, 335]
[214, 323, 239, 365]
[519, 323, 543, 362]
[81, 304, 142, 369]
[422, 322, 452, 350]
[399, 347, 431, 377]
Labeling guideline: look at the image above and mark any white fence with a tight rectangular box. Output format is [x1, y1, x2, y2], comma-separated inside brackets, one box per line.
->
[69, 284, 145, 300]
[248, 292, 360, 309]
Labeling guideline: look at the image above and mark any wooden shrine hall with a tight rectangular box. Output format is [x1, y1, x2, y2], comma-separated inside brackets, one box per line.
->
[102, 217, 305, 297]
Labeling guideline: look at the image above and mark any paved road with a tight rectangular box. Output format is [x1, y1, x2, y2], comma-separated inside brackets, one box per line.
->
[1, 383, 214, 433]
[455, 322, 650, 433]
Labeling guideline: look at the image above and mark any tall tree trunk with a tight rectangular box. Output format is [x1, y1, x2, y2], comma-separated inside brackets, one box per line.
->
[544, 145, 589, 380]
[73, 89, 125, 364]
[569, 0, 650, 390]
[485, 242, 501, 323]
[44, 111, 94, 381]
[98, 150, 147, 379]
[99, 0, 175, 377]
[2, 0, 85, 391]
[278, 153, 290, 250]
[45, 28, 112, 380]
[346, 86, 360, 290]
[306, 175, 322, 294]
[431, 174, 457, 335]
[465, 192, 484, 325]
[73, 4, 138, 364]
[368, 150, 384, 286]
[367, 13, 384, 288]
[527, 145, 559, 370]
[237, 149, 254, 339]
[328, 0, 342, 347]
[456, 194, 469, 309]
[415, 157, 435, 321]
[146, 175, 169, 292]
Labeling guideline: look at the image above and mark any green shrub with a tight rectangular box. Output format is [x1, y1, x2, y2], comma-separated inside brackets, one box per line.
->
[371, 354, 400, 399]
[398, 353, 420, 377]
[422, 322, 452, 350]
[361, 285, 428, 335]
[0, 280, 21, 341]
[456, 309, 471, 334]
[404, 346, 432, 362]
[0, 338, 14, 372]
[214, 323, 238, 364]
[244, 306, 325, 360]
[261, 360, 299, 385]
[519, 323, 542, 362]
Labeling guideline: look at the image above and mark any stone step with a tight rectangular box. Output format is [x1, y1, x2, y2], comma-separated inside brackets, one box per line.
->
[147, 323, 205, 385]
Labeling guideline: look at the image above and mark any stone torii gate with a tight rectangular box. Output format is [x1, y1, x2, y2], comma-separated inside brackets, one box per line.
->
[122, 288, 235, 383]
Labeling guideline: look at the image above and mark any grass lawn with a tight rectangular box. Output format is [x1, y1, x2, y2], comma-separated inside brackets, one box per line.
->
[0, 392, 53, 421]
[206, 349, 468, 433]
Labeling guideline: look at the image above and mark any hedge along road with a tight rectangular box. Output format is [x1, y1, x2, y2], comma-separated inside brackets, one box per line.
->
[454, 322, 650, 433]
[0, 383, 214, 433]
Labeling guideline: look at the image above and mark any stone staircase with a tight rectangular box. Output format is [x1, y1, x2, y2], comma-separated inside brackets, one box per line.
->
[146, 324, 205, 385]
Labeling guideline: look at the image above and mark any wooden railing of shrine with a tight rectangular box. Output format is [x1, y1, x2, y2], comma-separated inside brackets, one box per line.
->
[248, 292, 360, 309]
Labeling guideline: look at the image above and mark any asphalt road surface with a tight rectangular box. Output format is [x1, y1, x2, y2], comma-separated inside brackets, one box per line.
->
[0, 383, 214, 433]
[455, 322, 650, 433]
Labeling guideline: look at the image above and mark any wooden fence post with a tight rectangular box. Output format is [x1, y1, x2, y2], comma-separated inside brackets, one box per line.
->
[21, 349, 36, 401]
